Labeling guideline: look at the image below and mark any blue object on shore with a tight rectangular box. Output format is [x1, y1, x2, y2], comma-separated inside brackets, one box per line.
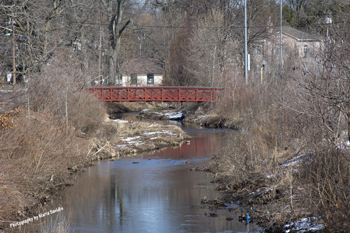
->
[246, 213, 250, 224]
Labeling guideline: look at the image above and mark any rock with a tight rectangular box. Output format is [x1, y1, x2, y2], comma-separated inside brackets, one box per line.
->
[208, 213, 218, 217]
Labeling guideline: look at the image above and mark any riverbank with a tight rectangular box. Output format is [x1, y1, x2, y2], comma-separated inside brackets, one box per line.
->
[0, 105, 190, 231]
[206, 155, 325, 232]
[134, 102, 242, 130]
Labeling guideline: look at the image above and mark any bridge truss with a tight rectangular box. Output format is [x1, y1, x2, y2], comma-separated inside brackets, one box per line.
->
[88, 87, 224, 102]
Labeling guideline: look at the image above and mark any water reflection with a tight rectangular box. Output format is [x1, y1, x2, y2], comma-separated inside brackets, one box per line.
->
[140, 129, 226, 159]
[44, 126, 261, 232]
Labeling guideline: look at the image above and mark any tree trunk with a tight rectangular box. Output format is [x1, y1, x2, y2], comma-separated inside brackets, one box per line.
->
[104, 0, 131, 85]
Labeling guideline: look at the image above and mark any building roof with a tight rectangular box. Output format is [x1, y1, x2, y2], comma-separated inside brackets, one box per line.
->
[120, 58, 164, 74]
[275, 26, 323, 42]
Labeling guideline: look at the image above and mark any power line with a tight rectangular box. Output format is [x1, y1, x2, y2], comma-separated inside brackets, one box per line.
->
[130, 1, 277, 10]
[68, 21, 343, 30]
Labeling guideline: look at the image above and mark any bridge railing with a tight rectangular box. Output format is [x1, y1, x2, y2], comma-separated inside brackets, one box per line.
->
[87, 86, 226, 102]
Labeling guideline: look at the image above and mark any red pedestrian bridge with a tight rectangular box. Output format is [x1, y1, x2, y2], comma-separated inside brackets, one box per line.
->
[88, 86, 225, 102]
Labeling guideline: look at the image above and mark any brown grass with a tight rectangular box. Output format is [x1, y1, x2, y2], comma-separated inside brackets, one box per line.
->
[211, 70, 350, 231]
[0, 50, 107, 230]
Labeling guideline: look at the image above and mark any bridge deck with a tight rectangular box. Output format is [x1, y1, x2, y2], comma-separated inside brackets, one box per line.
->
[88, 87, 224, 102]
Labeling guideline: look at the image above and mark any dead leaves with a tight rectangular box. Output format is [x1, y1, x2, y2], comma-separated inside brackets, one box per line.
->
[0, 109, 21, 129]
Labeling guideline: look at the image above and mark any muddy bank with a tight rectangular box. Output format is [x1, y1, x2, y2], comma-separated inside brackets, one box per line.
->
[134, 106, 241, 129]
[202, 156, 324, 233]
[182, 114, 240, 129]
[72, 117, 191, 170]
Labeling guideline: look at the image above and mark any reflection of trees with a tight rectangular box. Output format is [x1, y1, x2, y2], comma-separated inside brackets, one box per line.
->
[104, 174, 128, 232]
[64, 166, 126, 231]
[60, 130, 237, 231]
[102, 174, 124, 232]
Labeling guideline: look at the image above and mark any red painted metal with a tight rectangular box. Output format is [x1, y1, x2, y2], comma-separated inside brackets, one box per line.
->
[87, 86, 225, 102]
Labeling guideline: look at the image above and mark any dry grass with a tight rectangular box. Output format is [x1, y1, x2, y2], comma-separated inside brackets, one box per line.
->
[212, 72, 350, 231]
[214, 81, 298, 181]
[0, 50, 107, 230]
[299, 148, 350, 232]
[0, 108, 92, 229]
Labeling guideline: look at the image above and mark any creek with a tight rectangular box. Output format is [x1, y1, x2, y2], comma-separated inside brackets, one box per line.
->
[39, 114, 262, 233]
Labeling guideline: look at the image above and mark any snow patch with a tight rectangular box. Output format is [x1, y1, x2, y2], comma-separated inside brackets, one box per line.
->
[114, 145, 127, 149]
[282, 154, 307, 167]
[143, 130, 176, 136]
[113, 119, 128, 123]
[160, 130, 176, 135]
[337, 140, 350, 150]
[163, 111, 183, 119]
[128, 141, 144, 146]
[284, 217, 324, 233]
[143, 131, 157, 136]
[121, 136, 141, 142]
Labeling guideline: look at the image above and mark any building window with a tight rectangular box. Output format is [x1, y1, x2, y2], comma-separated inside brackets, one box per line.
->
[303, 45, 309, 57]
[130, 74, 137, 85]
[147, 74, 154, 85]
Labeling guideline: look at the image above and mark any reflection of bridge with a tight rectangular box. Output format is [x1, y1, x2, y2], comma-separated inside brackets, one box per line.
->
[88, 87, 224, 102]
[158, 137, 218, 159]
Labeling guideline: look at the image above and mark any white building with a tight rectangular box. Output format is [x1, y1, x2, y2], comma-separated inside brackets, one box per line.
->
[120, 58, 164, 87]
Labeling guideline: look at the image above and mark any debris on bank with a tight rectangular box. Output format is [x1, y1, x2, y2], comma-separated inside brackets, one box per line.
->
[182, 114, 239, 129]
[96, 119, 191, 157]
[137, 108, 185, 121]
[284, 217, 324, 233]
[136, 107, 241, 129]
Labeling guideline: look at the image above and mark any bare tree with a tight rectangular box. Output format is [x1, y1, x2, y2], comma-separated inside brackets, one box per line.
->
[100, 0, 132, 85]
[187, 9, 229, 87]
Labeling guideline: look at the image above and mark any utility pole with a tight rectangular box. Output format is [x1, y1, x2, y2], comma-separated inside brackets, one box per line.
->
[99, 25, 102, 85]
[280, 0, 283, 69]
[244, 0, 248, 85]
[12, 16, 16, 87]
[27, 21, 31, 118]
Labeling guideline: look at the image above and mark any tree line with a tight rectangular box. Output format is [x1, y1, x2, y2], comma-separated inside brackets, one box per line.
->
[1, 0, 346, 87]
